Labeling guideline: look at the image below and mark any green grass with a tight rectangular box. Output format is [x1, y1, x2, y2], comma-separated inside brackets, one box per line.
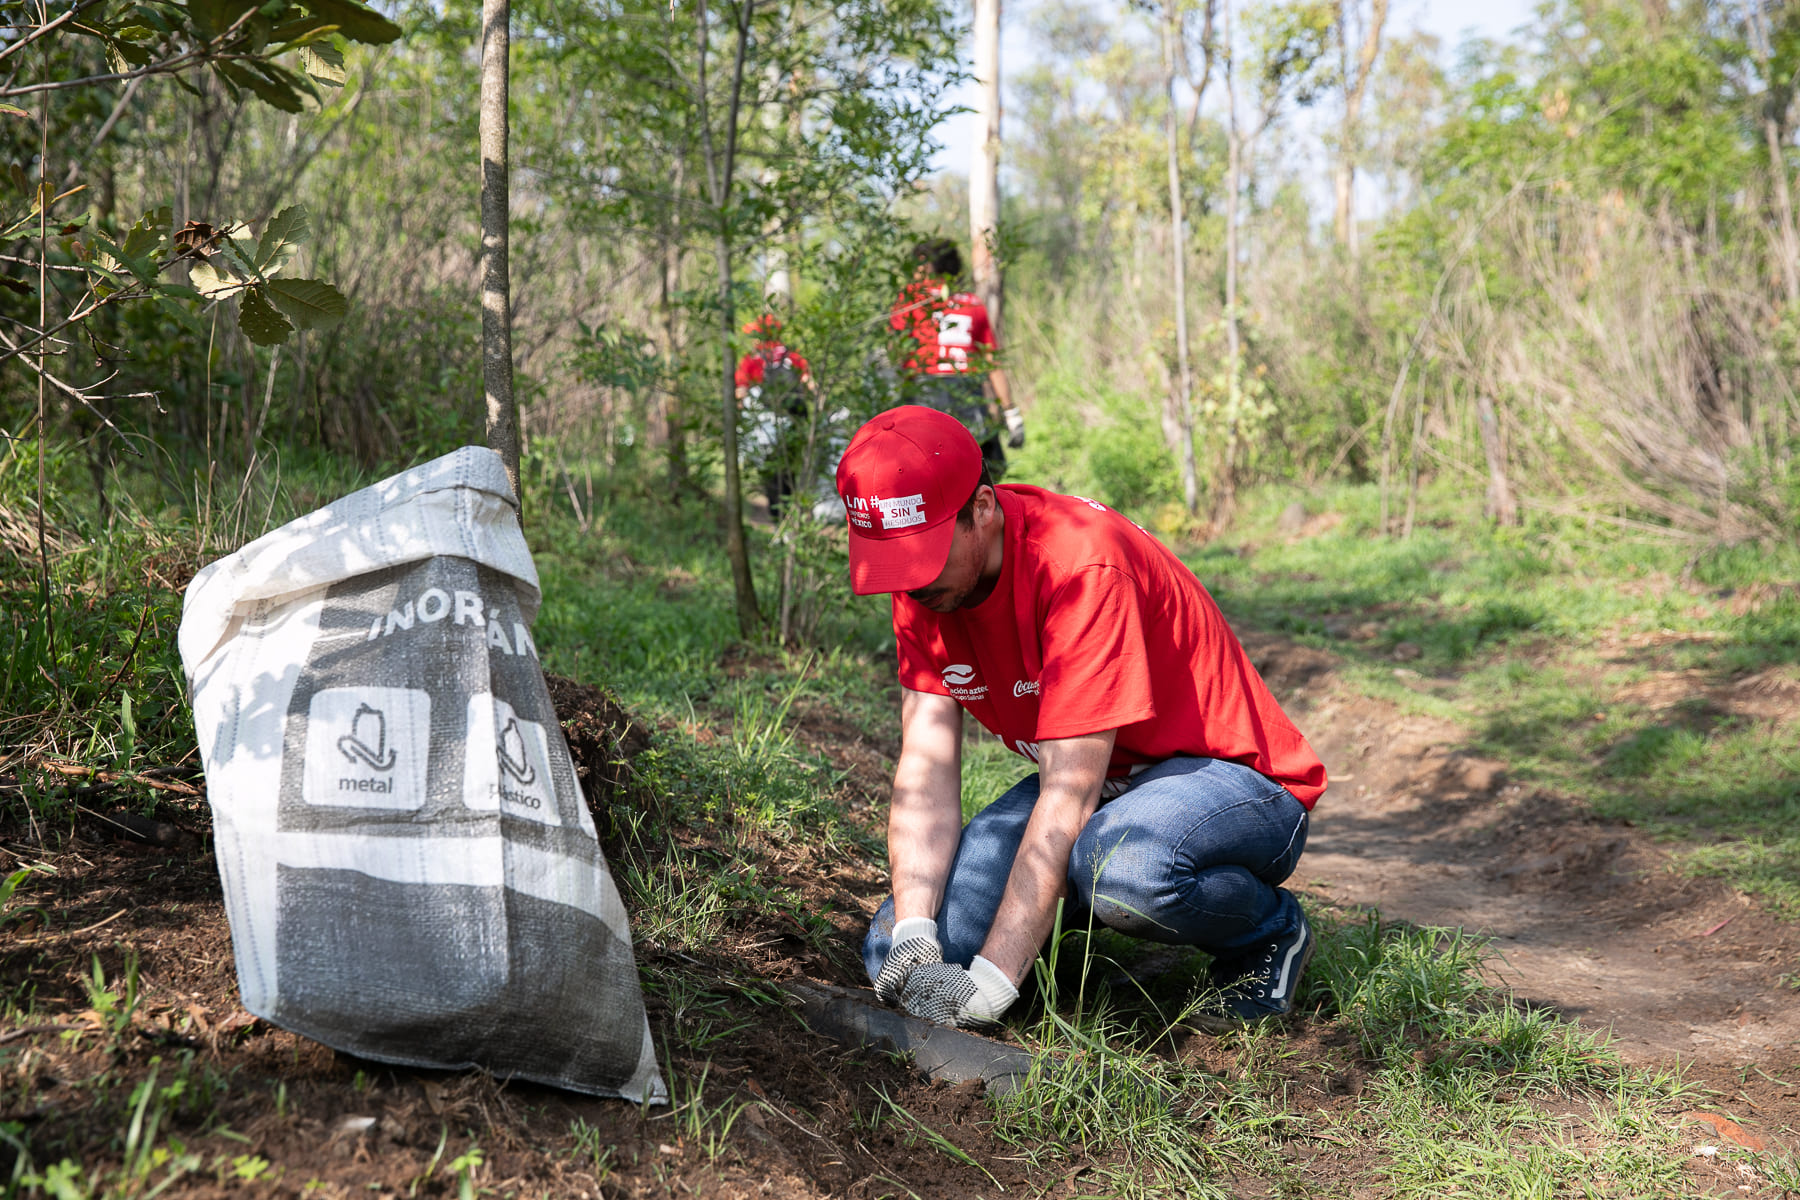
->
[1194, 479, 1800, 916]
[976, 897, 1728, 1198]
[14, 438, 1800, 1198]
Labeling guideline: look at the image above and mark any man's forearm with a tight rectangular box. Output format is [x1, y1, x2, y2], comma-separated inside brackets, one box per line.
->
[889, 757, 962, 920]
[977, 731, 1115, 983]
[887, 690, 966, 923]
[989, 367, 1014, 411]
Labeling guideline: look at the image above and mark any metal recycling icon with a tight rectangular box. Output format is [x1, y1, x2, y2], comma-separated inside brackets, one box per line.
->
[336, 703, 397, 771]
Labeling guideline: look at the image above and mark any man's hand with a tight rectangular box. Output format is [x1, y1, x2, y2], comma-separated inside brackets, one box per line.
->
[899, 956, 1019, 1028]
[1002, 405, 1025, 449]
[874, 917, 943, 1005]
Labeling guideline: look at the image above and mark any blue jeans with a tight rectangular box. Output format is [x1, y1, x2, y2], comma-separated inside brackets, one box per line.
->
[862, 756, 1309, 982]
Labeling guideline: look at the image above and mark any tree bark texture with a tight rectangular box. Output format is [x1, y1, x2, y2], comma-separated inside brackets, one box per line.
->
[970, 0, 1002, 333]
[479, 0, 520, 511]
[1163, 0, 1197, 513]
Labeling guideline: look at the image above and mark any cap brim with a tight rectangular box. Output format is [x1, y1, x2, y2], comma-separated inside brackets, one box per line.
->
[847, 519, 957, 595]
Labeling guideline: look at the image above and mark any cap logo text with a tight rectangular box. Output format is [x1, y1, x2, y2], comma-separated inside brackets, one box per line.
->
[875, 492, 926, 530]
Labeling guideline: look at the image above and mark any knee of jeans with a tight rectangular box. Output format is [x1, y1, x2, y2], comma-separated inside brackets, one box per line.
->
[862, 898, 897, 984]
[1069, 830, 1160, 916]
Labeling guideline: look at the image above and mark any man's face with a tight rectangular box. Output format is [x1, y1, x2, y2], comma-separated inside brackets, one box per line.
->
[904, 491, 997, 612]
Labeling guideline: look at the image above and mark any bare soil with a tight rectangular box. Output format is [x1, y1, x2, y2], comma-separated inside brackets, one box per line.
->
[1240, 632, 1800, 1067]
[4, 655, 1799, 1198]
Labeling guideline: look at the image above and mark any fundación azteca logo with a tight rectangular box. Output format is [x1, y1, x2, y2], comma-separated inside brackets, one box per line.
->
[940, 663, 988, 700]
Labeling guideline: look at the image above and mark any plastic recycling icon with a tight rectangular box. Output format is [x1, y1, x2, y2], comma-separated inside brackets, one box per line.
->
[497, 717, 538, 787]
[337, 703, 398, 772]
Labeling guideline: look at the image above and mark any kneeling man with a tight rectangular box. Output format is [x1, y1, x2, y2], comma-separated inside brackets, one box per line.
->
[839, 407, 1326, 1030]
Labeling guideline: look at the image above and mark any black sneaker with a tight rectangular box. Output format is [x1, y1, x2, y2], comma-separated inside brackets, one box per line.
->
[1192, 911, 1315, 1032]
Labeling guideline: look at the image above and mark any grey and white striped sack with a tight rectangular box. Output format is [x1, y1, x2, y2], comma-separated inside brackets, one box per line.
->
[179, 446, 664, 1103]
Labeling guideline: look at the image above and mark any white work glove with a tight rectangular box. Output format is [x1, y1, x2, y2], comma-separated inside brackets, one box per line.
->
[874, 917, 943, 1005]
[1002, 405, 1026, 449]
[899, 955, 1019, 1028]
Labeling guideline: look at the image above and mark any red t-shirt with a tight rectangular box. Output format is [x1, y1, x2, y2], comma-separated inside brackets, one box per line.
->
[890, 281, 996, 376]
[892, 487, 1326, 808]
[735, 343, 809, 388]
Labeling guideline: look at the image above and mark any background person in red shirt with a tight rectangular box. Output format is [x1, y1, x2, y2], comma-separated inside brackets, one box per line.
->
[734, 315, 813, 519]
[891, 239, 1025, 478]
[838, 406, 1327, 1030]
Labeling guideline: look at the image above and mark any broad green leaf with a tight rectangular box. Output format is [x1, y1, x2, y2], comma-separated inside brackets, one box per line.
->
[299, 44, 346, 85]
[265, 277, 347, 329]
[155, 283, 206, 303]
[106, 38, 155, 68]
[190, 0, 260, 41]
[220, 234, 260, 277]
[216, 60, 305, 112]
[120, 206, 171, 260]
[269, 16, 337, 46]
[112, 25, 157, 42]
[238, 286, 294, 345]
[250, 59, 321, 107]
[210, 61, 243, 102]
[189, 258, 244, 298]
[299, 0, 400, 45]
[255, 204, 310, 272]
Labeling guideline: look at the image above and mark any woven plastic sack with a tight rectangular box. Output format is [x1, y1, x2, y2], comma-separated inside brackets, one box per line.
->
[179, 446, 664, 1103]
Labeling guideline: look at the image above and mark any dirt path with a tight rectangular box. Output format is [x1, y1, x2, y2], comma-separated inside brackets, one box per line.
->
[1245, 632, 1800, 1065]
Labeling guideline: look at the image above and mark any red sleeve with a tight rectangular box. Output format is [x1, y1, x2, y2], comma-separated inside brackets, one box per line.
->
[1035, 567, 1157, 740]
[789, 352, 810, 377]
[889, 287, 912, 333]
[969, 303, 995, 351]
[892, 596, 950, 695]
[734, 354, 764, 387]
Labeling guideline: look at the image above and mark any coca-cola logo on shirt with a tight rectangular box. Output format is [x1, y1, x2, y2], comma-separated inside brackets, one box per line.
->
[1013, 679, 1039, 698]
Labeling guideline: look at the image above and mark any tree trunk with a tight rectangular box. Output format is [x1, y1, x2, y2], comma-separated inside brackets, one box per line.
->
[479, 0, 520, 512]
[662, 156, 689, 492]
[698, 0, 761, 636]
[970, 0, 1002, 332]
[1747, 3, 1800, 307]
[1216, 0, 1241, 526]
[1765, 115, 1800, 307]
[1475, 393, 1517, 526]
[1332, 0, 1387, 255]
[1163, 0, 1197, 514]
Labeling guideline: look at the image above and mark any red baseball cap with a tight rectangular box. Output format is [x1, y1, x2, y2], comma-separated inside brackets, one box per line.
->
[836, 406, 983, 595]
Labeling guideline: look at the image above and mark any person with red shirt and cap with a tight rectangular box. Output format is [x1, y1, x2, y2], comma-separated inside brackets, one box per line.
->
[838, 406, 1326, 1030]
[891, 239, 1025, 478]
[734, 315, 814, 519]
